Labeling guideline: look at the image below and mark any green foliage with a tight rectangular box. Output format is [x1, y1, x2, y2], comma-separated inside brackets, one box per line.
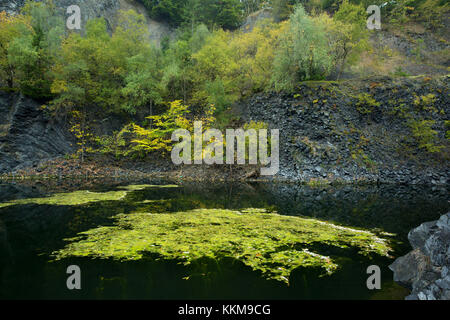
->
[191, 20, 285, 111]
[0, 11, 31, 89]
[445, 120, 450, 141]
[413, 93, 437, 113]
[328, 0, 369, 78]
[94, 131, 128, 159]
[272, 0, 298, 21]
[382, 0, 449, 28]
[391, 67, 410, 77]
[355, 93, 380, 114]
[6, 1, 65, 99]
[137, 0, 244, 29]
[407, 119, 444, 153]
[69, 110, 94, 162]
[51, 10, 154, 115]
[122, 46, 164, 115]
[130, 100, 191, 156]
[272, 5, 333, 91]
[2, 0, 445, 164]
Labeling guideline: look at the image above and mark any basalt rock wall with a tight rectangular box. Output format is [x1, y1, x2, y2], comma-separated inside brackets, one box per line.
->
[240, 76, 449, 184]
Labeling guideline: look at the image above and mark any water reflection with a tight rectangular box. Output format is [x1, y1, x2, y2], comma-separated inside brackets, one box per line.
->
[0, 180, 447, 299]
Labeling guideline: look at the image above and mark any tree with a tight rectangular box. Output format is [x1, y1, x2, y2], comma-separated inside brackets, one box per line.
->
[272, 5, 332, 91]
[70, 110, 94, 163]
[0, 12, 30, 89]
[138, 0, 244, 29]
[228, 20, 286, 93]
[115, 10, 164, 115]
[6, 1, 65, 99]
[191, 29, 239, 110]
[50, 18, 112, 115]
[330, 0, 369, 79]
[51, 10, 153, 115]
[122, 48, 164, 116]
[272, 0, 297, 22]
[131, 100, 191, 155]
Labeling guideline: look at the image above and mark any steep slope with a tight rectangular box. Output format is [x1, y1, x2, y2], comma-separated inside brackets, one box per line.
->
[0, 92, 73, 173]
[240, 76, 449, 184]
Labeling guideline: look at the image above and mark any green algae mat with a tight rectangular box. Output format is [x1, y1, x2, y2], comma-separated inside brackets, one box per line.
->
[0, 184, 179, 208]
[52, 206, 392, 284]
[5, 182, 446, 299]
[0, 183, 393, 284]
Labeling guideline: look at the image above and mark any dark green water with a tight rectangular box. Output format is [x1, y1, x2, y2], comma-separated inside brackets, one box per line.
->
[0, 180, 448, 300]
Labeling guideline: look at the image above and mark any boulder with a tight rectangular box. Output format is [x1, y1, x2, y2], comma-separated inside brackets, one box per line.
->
[390, 213, 450, 300]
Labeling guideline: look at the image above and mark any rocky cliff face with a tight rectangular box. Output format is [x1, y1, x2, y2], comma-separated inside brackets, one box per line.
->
[390, 213, 450, 300]
[0, 0, 25, 15]
[241, 76, 449, 184]
[0, 92, 73, 173]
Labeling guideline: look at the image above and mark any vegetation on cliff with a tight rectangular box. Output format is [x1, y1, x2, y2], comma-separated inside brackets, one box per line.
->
[0, 0, 448, 165]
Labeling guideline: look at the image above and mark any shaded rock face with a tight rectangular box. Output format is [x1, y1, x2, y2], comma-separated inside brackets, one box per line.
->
[119, 0, 174, 46]
[0, 92, 73, 174]
[241, 8, 274, 33]
[240, 76, 449, 184]
[390, 213, 450, 300]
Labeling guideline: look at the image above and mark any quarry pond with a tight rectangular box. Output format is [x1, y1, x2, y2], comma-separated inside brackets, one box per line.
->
[0, 180, 448, 300]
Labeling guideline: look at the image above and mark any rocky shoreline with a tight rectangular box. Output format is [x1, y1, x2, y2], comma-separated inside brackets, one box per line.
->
[390, 213, 450, 300]
[1, 156, 450, 185]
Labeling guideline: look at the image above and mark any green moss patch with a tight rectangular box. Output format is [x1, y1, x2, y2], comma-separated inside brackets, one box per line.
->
[53, 208, 391, 284]
[0, 184, 178, 208]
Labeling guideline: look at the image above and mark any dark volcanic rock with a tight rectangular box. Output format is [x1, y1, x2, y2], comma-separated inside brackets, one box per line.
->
[240, 76, 449, 184]
[390, 213, 450, 300]
[0, 91, 73, 173]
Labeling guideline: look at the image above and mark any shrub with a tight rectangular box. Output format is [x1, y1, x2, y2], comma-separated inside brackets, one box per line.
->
[355, 93, 380, 114]
[272, 5, 333, 91]
[407, 119, 444, 153]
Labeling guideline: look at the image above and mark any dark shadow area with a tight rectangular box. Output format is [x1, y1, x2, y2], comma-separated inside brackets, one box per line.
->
[0, 180, 448, 299]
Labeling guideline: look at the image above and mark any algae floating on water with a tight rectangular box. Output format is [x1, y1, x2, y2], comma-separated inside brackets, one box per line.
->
[0, 184, 178, 208]
[53, 207, 392, 284]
